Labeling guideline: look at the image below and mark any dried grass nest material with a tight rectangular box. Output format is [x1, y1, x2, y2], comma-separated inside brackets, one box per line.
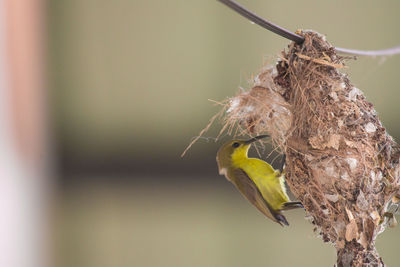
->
[190, 30, 400, 266]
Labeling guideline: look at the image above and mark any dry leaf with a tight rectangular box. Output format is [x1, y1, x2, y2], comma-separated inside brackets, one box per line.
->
[345, 219, 359, 242]
[370, 211, 381, 226]
[358, 232, 368, 249]
[345, 207, 359, 242]
[336, 239, 345, 249]
[326, 134, 341, 150]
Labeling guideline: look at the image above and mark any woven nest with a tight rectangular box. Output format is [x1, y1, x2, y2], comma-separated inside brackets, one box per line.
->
[197, 31, 400, 266]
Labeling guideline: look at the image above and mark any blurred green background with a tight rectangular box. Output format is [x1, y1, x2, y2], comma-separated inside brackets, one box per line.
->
[48, 1, 400, 266]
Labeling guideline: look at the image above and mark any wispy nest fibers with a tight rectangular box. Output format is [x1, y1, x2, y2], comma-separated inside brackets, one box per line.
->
[217, 31, 400, 266]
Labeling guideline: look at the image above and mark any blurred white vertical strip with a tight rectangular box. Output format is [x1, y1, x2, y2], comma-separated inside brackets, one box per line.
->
[0, 0, 50, 267]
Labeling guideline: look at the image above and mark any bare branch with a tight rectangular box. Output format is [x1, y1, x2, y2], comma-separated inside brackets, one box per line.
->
[217, 0, 304, 43]
[218, 0, 400, 57]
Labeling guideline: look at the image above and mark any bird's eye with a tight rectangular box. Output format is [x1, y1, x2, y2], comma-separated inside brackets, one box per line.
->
[232, 142, 240, 148]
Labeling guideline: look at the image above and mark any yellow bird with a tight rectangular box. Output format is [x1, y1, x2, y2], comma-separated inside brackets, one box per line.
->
[216, 135, 302, 226]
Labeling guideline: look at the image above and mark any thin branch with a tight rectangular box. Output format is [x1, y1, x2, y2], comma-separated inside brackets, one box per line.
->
[335, 46, 400, 56]
[217, 0, 304, 44]
[218, 0, 400, 57]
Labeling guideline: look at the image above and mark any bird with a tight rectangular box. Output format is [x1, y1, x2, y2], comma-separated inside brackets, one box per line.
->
[216, 135, 303, 226]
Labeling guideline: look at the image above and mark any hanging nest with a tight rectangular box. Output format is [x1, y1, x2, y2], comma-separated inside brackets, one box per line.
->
[211, 31, 400, 266]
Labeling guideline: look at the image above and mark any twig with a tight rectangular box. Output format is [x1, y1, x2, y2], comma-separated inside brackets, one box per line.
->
[217, 0, 304, 43]
[334, 46, 400, 56]
[296, 53, 347, 69]
[218, 0, 400, 57]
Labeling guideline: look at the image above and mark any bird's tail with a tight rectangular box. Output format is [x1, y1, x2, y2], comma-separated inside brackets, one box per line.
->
[282, 201, 304, 210]
[275, 214, 289, 226]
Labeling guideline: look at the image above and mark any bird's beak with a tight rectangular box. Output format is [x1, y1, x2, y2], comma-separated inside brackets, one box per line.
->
[244, 135, 269, 145]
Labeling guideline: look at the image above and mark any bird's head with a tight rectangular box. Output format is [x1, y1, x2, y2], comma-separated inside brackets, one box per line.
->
[216, 135, 268, 175]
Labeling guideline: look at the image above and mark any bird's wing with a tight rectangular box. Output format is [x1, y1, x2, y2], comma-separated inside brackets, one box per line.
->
[282, 201, 303, 210]
[232, 168, 288, 226]
[241, 158, 290, 210]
